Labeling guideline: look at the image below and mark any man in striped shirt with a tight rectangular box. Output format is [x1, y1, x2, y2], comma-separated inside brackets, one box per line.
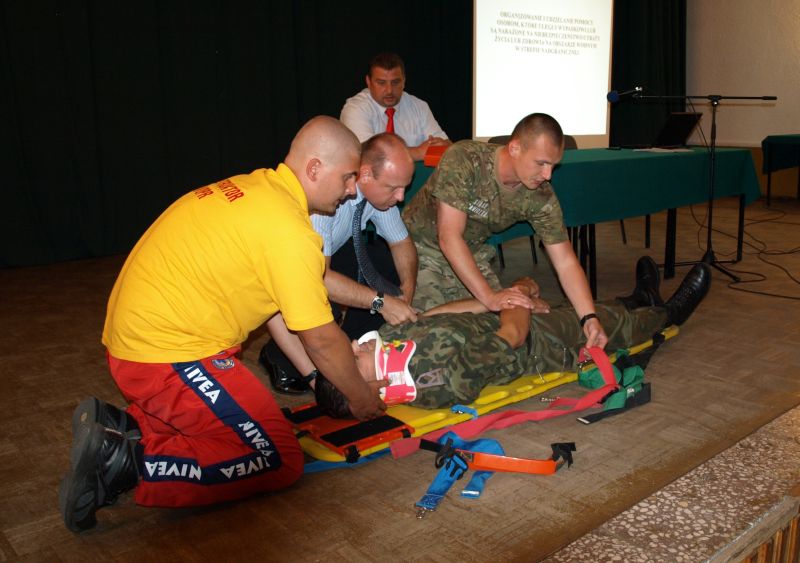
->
[262, 132, 418, 394]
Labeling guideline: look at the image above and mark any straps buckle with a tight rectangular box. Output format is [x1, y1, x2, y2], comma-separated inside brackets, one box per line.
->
[416, 506, 433, 519]
[550, 442, 577, 470]
[434, 438, 469, 480]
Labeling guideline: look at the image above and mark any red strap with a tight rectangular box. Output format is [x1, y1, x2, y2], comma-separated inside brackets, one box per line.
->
[579, 346, 617, 386]
[391, 347, 618, 459]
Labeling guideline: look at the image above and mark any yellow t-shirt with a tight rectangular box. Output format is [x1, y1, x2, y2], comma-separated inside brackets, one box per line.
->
[103, 164, 333, 363]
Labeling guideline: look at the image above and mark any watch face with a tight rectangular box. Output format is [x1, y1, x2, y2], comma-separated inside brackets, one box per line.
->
[371, 295, 384, 313]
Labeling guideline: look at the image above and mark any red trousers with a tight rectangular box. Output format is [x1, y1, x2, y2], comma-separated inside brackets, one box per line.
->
[108, 347, 303, 507]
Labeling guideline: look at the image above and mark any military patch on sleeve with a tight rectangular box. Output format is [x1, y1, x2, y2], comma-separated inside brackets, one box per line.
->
[415, 368, 447, 389]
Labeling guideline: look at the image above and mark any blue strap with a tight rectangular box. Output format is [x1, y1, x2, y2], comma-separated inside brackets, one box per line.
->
[459, 437, 504, 498]
[415, 448, 468, 511]
[451, 404, 478, 419]
[303, 449, 390, 474]
[461, 470, 493, 498]
[415, 432, 505, 511]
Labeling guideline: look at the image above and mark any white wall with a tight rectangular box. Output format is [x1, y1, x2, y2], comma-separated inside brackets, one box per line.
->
[686, 0, 800, 147]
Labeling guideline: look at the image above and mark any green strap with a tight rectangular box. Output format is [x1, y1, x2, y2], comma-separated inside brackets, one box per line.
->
[578, 349, 646, 412]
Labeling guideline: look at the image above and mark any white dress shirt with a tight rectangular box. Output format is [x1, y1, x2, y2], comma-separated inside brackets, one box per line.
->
[311, 187, 409, 257]
[340, 89, 448, 147]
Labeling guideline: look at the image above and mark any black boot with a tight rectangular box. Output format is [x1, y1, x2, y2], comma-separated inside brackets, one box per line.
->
[259, 342, 311, 395]
[664, 263, 712, 326]
[617, 256, 665, 310]
[59, 422, 141, 532]
[72, 397, 141, 440]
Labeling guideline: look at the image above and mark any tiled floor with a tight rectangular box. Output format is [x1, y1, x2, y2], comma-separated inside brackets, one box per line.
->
[487, 200, 800, 561]
[546, 404, 800, 561]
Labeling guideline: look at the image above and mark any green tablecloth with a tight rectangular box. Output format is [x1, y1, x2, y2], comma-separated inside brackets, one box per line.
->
[408, 147, 760, 228]
[552, 147, 759, 226]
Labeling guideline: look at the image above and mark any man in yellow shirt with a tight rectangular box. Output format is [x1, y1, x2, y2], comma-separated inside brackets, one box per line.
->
[59, 116, 387, 532]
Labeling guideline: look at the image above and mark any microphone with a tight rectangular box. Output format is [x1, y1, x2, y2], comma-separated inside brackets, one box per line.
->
[607, 86, 643, 103]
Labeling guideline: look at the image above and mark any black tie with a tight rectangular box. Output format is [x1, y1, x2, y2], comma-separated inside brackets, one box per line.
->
[351, 199, 401, 296]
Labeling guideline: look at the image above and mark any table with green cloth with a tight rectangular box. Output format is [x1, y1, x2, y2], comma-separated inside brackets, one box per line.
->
[406, 147, 761, 296]
[761, 134, 800, 205]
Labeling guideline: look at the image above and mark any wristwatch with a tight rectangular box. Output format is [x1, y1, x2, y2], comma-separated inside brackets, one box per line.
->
[370, 292, 384, 315]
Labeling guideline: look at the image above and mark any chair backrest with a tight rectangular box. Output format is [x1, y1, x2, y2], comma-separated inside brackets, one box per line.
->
[487, 133, 578, 150]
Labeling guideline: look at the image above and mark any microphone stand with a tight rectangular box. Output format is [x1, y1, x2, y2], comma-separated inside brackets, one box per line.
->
[623, 92, 777, 282]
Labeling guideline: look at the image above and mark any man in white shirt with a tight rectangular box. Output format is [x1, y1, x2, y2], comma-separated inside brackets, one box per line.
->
[261, 132, 419, 394]
[340, 52, 451, 161]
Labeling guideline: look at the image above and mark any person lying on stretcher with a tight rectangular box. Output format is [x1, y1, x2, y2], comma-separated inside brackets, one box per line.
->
[314, 257, 711, 417]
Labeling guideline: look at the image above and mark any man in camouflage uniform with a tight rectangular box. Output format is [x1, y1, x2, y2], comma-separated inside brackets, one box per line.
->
[314, 259, 712, 413]
[402, 112, 607, 350]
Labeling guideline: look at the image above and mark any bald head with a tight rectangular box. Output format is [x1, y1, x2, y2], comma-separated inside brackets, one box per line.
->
[361, 132, 413, 178]
[286, 116, 361, 168]
[359, 133, 414, 211]
[285, 116, 361, 215]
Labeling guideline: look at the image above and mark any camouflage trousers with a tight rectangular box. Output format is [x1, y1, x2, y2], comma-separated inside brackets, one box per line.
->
[524, 302, 670, 377]
[380, 301, 670, 410]
[412, 243, 501, 312]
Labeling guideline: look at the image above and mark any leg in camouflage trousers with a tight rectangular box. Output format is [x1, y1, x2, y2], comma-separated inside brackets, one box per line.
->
[413, 244, 501, 311]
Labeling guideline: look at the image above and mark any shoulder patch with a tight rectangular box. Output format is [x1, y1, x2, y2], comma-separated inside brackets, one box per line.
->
[211, 358, 235, 370]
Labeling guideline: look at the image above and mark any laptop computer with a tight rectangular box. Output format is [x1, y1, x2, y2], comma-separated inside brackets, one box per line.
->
[652, 112, 702, 148]
[622, 112, 702, 149]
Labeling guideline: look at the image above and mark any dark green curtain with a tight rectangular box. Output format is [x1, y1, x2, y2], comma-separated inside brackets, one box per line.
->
[2, 0, 683, 268]
[609, 1, 687, 147]
[0, 1, 472, 267]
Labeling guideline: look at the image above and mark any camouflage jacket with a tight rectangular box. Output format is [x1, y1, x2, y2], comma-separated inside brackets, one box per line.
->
[379, 312, 523, 409]
[402, 140, 568, 260]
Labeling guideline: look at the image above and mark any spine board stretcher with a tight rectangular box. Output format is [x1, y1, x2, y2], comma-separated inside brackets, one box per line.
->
[284, 326, 679, 463]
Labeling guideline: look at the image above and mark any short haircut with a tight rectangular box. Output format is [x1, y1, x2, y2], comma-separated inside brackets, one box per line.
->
[510, 113, 564, 149]
[314, 372, 351, 419]
[368, 52, 405, 78]
[361, 132, 406, 178]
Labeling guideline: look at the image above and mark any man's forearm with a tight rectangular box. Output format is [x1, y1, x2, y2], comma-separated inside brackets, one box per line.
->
[298, 322, 371, 403]
[266, 314, 316, 375]
[324, 261, 417, 325]
[440, 234, 494, 303]
[557, 262, 595, 317]
[389, 237, 418, 303]
[408, 144, 428, 161]
[546, 241, 595, 317]
[495, 306, 531, 349]
[324, 270, 379, 309]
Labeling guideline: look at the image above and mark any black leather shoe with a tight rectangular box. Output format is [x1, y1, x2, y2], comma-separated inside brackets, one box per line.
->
[59, 422, 141, 532]
[664, 263, 711, 326]
[617, 256, 664, 310]
[259, 343, 311, 395]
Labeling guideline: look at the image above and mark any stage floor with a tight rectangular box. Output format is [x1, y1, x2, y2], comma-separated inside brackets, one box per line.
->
[1, 197, 798, 561]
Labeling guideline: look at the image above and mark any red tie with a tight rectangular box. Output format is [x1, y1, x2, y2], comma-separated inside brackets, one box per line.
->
[385, 107, 395, 133]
